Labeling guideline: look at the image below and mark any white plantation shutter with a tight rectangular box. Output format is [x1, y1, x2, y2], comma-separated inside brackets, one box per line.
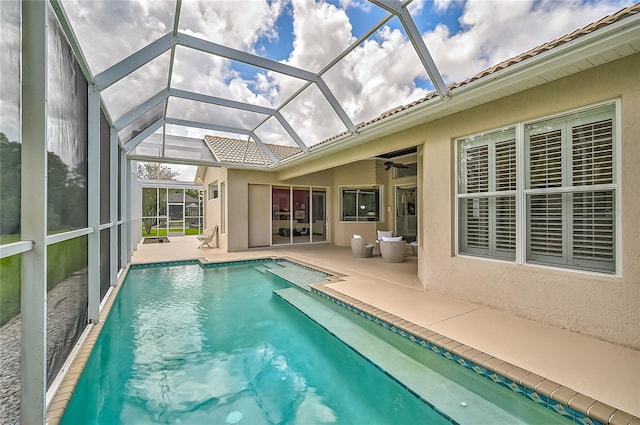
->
[526, 107, 616, 273]
[572, 191, 614, 266]
[572, 119, 614, 270]
[528, 194, 563, 258]
[528, 129, 562, 188]
[495, 196, 516, 253]
[572, 119, 613, 186]
[457, 103, 616, 273]
[458, 134, 516, 259]
[465, 197, 489, 250]
[495, 140, 516, 191]
[465, 145, 489, 193]
[494, 139, 516, 257]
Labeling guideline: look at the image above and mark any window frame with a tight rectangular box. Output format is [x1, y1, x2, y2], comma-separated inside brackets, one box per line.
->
[455, 100, 621, 275]
[457, 128, 517, 260]
[338, 185, 383, 222]
[208, 181, 218, 200]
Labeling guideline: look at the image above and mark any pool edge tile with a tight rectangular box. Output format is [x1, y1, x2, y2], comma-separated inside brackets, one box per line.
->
[311, 283, 639, 425]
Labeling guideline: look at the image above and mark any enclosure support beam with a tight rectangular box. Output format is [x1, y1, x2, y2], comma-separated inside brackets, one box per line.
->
[88, 88, 101, 323]
[21, 2, 48, 423]
[109, 128, 119, 287]
[120, 150, 129, 268]
[369, 0, 448, 98]
[124, 158, 134, 262]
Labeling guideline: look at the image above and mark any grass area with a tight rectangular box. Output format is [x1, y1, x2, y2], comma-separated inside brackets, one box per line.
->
[0, 236, 88, 326]
[0, 234, 21, 245]
[0, 253, 21, 326]
[142, 228, 201, 237]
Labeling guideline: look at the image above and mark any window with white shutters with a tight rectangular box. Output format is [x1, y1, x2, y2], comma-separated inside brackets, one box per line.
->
[525, 107, 615, 273]
[456, 102, 618, 274]
[457, 130, 516, 260]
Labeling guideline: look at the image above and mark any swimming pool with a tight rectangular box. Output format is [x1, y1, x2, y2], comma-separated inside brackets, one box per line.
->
[60, 260, 449, 424]
[60, 259, 569, 424]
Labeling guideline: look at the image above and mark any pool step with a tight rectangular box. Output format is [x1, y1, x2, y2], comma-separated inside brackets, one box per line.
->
[252, 265, 270, 274]
[265, 264, 329, 292]
[273, 288, 569, 425]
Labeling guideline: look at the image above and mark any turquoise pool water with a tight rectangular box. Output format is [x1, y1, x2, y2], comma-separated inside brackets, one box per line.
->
[61, 261, 449, 424]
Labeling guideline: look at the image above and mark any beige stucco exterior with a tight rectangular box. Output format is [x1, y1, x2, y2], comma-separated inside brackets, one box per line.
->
[202, 158, 417, 252]
[202, 53, 639, 349]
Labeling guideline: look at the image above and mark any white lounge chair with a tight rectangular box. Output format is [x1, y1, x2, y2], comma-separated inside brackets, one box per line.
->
[197, 225, 218, 248]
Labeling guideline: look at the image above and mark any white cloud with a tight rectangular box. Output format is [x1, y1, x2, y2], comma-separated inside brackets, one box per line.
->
[285, 0, 355, 72]
[422, 0, 634, 83]
[178, 0, 286, 52]
[57, 0, 635, 154]
[63, 0, 175, 74]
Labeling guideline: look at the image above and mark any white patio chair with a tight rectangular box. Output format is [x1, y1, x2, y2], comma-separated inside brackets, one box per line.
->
[197, 225, 218, 248]
[379, 237, 406, 263]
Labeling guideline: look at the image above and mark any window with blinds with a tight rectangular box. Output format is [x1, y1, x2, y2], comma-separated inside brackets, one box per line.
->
[458, 130, 516, 260]
[456, 102, 617, 274]
[525, 107, 616, 273]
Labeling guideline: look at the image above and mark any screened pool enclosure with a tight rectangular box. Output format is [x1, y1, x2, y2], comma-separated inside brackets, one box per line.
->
[2, 0, 638, 423]
[0, 1, 451, 421]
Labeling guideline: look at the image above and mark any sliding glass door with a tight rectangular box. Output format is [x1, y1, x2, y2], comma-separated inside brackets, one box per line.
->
[271, 186, 327, 245]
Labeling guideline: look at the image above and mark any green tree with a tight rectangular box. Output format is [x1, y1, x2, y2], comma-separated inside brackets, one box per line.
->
[137, 162, 179, 180]
[0, 133, 21, 236]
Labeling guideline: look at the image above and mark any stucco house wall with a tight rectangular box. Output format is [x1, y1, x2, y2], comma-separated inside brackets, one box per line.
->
[413, 54, 639, 349]
[201, 160, 410, 251]
[200, 53, 638, 348]
[202, 167, 227, 251]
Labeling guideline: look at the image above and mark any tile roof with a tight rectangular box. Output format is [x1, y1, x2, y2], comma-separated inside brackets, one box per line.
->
[447, 2, 640, 91]
[312, 2, 640, 148]
[204, 135, 302, 166]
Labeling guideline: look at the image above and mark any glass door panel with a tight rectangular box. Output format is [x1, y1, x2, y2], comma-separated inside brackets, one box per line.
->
[312, 188, 327, 242]
[185, 189, 202, 233]
[158, 188, 168, 233]
[272, 186, 291, 245]
[141, 187, 158, 237]
[168, 189, 184, 235]
[168, 204, 184, 235]
[293, 188, 311, 244]
[395, 187, 417, 242]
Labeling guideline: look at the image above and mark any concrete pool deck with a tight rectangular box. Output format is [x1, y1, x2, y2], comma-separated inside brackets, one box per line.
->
[128, 236, 639, 421]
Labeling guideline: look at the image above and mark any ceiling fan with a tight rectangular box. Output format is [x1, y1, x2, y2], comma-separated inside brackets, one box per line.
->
[380, 161, 409, 171]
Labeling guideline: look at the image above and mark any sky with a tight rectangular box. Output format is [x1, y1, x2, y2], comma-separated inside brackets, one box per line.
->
[1, 0, 635, 182]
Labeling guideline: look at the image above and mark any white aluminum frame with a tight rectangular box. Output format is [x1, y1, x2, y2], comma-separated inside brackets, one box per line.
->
[20, 3, 48, 423]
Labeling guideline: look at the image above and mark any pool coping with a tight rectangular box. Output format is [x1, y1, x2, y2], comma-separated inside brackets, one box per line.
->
[45, 258, 638, 425]
[309, 283, 638, 425]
